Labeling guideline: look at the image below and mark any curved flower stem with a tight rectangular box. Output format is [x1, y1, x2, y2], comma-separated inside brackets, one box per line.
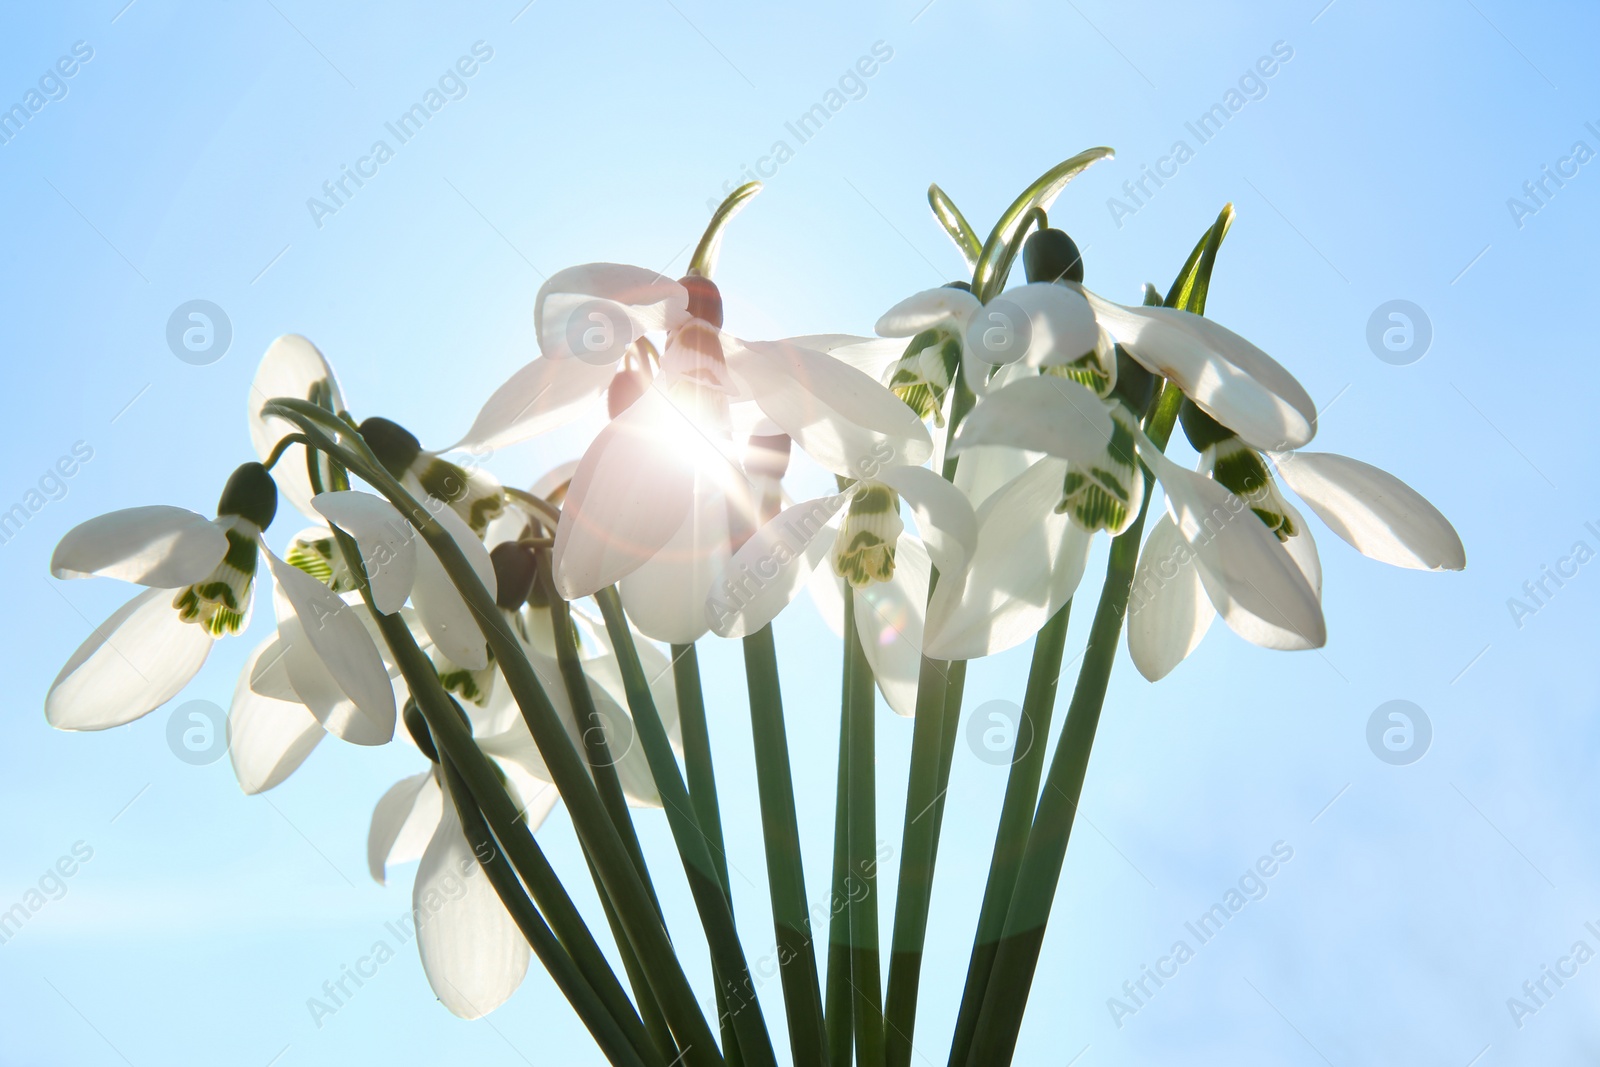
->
[671, 643, 745, 1067]
[262, 401, 724, 1066]
[961, 384, 1183, 1067]
[740, 623, 831, 1067]
[593, 588, 781, 1067]
[441, 757, 657, 1067]
[843, 595, 886, 1067]
[546, 581, 679, 1058]
[355, 555, 661, 1066]
[942, 603, 1070, 1067]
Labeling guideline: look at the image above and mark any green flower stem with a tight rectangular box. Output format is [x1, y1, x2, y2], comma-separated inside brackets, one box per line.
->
[739, 623, 831, 1067]
[441, 758, 657, 1067]
[262, 401, 723, 1066]
[546, 583, 679, 1059]
[593, 588, 780, 1067]
[549, 586, 661, 910]
[313, 441, 658, 1064]
[362, 586, 661, 1066]
[880, 655, 957, 1067]
[824, 691, 854, 1066]
[942, 604, 1070, 1067]
[843, 595, 886, 1067]
[961, 385, 1183, 1067]
[671, 643, 744, 1067]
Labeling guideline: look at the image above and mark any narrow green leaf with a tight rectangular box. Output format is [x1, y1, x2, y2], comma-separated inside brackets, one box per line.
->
[1162, 202, 1235, 314]
[928, 183, 982, 271]
[971, 147, 1115, 301]
[690, 181, 762, 278]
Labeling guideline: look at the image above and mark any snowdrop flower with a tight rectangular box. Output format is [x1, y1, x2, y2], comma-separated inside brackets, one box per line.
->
[709, 464, 975, 715]
[1126, 406, 1465, 680]
[547, 270, 931, 643]
[367, 703, 559, 1020]
[921, 227, 1326, 661]
[43, 464, 380, 746]
[309, 484, 499, 674]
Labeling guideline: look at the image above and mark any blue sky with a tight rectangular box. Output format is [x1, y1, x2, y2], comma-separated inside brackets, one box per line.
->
[1, 0, 1596, 1063]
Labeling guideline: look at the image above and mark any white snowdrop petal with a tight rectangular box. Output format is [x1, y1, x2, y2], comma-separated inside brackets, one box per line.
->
[875, 288, 982, 337]
[620, 483, 733, 644]
[1126, 514, 1214, 682]
[875, 465, 978, 578]
[708, 494, 845, 639]
[728, 339, 934, 477]
[1144, 445, 1325, 651]
[368, 771, 443, 884]
[854, 537, 929, 717]
[450, 356, 614, 453]
[552, 389, 697, 598]
[312, 491, 418, 615]
[46, 588, 212, 730]
[51, 506, 228, 588]
[950, 375, 1114, 466]
[412, 801, 530, 1019]
[1081, 290, 1316, 451]
[268, 552, 396, 745]
[410, 498, 497, 671]
[228, 639, 323, 794]
[923, 459, 1093, 661]
[249, 335, 344, 520]
[1273, 451, 1465, 571]
[535, 263, 689, 360]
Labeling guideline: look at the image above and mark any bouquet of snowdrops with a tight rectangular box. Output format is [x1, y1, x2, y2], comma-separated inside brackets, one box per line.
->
[43, 149, 1463, 1067]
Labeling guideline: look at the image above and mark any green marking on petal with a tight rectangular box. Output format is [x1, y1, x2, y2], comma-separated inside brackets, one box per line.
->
[886, 331, 958, 426]
[1207, 438, 1297, 542]
[173, 523, 258, 636]
[1055, 403, 1143, 535]
[831, 482, 905, 588]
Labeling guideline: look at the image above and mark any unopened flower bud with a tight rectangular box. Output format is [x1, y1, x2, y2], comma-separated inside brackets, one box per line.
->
[1178, 399, 1235, 453]
[490, 542, 540, 610]
[403, 699, 439, 762]
[216, 462, 278, 530]
[1024, 228, 1085, 285]
[358, 417, 423, 480]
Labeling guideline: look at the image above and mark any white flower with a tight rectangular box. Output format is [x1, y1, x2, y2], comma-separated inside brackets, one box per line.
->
[541, 269, 932, 643]
[929, 368, 1326, 662]
[368, 748, 554, 1019]
[1126, 441, 1465, 681]
[45, 465, 395, 742]
[709, 464, 975, 715]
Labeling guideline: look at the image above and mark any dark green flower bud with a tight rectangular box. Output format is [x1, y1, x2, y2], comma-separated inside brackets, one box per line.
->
[216, 462, 278, 530]
[1179, 399, 1236, 452]
[490, 542, 540, 611]
[1109, 346, 1157, 419]
[1023, 228, 1085, 285]
[679, 275, 724, 328]
[403, 699, 439, 763]
[359, 417, 423, 480]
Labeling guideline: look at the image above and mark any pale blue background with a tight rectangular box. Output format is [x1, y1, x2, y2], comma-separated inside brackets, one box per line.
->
[2, 0, 1595, 1063]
